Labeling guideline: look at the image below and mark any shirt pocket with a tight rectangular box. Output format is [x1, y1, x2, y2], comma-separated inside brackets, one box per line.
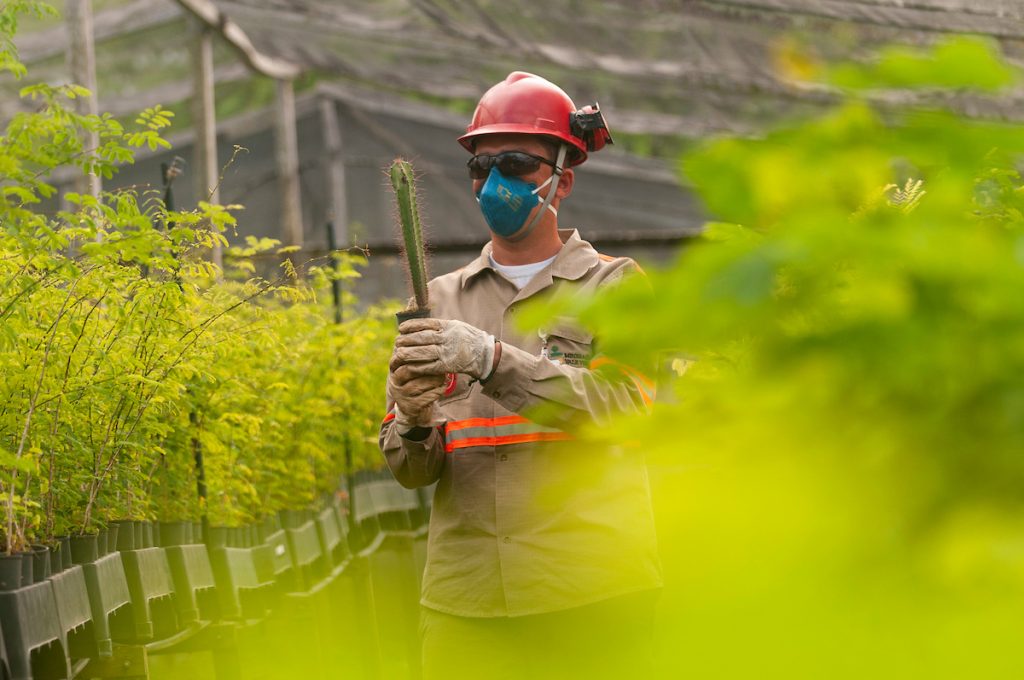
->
[541, 318, 595, 368]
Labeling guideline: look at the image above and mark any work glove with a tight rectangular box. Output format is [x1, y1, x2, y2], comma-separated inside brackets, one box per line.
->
[388, 371, 447, 431]
[391, 318, 496, 381]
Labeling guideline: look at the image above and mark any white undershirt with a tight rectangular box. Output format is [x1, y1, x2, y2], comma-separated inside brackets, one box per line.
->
[489, 254, 557, 290]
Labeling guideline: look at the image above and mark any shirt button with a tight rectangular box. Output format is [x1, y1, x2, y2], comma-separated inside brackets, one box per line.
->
[499, 454, 508, 462]
[503, 536, 511, 544]
[493, 390, 501, 397]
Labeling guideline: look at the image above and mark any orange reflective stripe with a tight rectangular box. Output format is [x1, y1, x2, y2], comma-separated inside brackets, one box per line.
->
[382, 412, 395, 425]
[446, 414, 531, 432]
[443, 415, 572, 453]
[589, 356, 656, 405]
[445, 431, 573, 453]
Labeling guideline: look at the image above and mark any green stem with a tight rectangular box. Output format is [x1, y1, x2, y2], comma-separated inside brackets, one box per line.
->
[389, 159, 429, 310]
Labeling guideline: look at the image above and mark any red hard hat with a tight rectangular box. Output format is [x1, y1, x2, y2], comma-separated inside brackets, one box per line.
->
[458, 71, 613, 167]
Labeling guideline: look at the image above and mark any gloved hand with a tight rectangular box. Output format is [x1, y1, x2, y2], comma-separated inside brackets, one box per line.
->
[388, 371, 447, 431]
[391, 318, 496, 381]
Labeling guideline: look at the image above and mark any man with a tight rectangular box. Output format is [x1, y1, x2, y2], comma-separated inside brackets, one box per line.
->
[380, 72, 662, 679]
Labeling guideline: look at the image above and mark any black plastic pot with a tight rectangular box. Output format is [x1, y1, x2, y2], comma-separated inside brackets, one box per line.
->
[20, 550, 33, 587]
[134, 521, 144, 548]
[31, 545, 51, 582]
[0, 613, 8, 680]
[58, 536, 71, 571]
[70, 533, 99, 565]
[280, 509, 305, 531]
[106, 523, 119, 553]
[49, 545, 63, 576]
[113, 520, 136, 551]
[45, 538, 69, 576]
[206, 526, 229, 549]
[97, 527, 110, 557]
[159, 521, 190, 547]
[226, 527, 240, 548]
[0, 553, 23, 591]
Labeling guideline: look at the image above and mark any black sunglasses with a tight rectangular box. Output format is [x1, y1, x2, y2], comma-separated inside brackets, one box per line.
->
[467, 151, 557, 180]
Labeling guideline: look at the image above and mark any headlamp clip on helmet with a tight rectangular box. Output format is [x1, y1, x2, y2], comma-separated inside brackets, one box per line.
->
[570, 103, 614, 152]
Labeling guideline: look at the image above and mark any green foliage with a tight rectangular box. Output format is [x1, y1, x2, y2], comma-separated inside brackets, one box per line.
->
[154, 243, 392, 527]
[0, 1, 392, 552]
[0, 0, 55, 79]
[525, 38, 1024, 678]
[826, 35, 1018, 92]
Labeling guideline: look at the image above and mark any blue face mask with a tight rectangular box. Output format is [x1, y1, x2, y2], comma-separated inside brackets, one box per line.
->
[476, 167, 557, 240]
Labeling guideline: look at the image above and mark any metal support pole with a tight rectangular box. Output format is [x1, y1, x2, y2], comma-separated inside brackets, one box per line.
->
[320, 97, 348, 248]
[66, 0, 101, 202]
[190, 17, 222, 267]
[326, 221, 344, 325]
[273, 78, 303, 250]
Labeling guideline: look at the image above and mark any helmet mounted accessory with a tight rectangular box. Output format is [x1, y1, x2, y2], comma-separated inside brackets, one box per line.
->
[570, 103, 614, 152]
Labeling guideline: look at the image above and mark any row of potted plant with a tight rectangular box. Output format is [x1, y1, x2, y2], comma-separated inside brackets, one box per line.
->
[0, 1, 393, 587]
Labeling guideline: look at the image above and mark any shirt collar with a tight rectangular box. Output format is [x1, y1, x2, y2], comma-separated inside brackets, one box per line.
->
[459, 229, 599, 289]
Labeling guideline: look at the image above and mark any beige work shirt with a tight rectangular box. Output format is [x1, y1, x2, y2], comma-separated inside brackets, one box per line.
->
[380, 229, 662, 618]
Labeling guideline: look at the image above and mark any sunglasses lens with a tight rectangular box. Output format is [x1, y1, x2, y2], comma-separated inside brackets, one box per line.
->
[469, 152, 545, 180]
[468, 156, 492, 179]
[497, 152, 541, 177]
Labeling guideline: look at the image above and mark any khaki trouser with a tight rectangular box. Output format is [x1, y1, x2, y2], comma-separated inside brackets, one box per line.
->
[421, 589, 659, 680]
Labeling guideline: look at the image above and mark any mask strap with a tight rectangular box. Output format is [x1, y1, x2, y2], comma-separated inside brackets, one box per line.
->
[507, 143, 567, 242]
